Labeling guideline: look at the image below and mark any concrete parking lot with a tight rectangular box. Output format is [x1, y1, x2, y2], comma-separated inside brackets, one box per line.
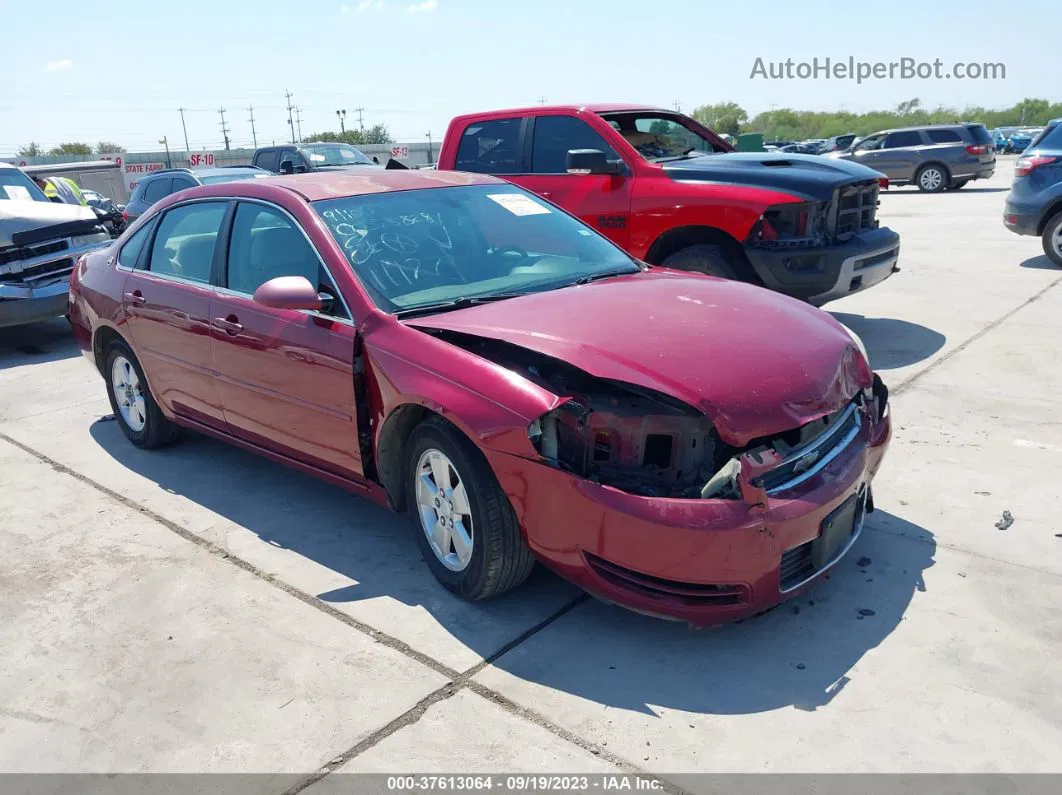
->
[1, 159, 1060, 784]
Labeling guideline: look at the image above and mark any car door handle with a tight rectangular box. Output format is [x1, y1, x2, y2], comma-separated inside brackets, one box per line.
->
[212, 316, 243, 335]
[123, 290, 145, 306]
[541, 191, 552, 199]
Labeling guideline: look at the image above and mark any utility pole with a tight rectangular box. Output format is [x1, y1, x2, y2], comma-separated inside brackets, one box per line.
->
[355, 107, 364, 132]
[538, 96, 547, 105]
[336, 109, 347, 134]
[247, 105, 258, 148]
[159, 136, 172, 169]
[284, 90, 296, 143]
[426, 130, 434, 165]
[673, 100, 682, 112]
[294, 107, 304, 143]
[218, 107, 231, 150]
[178, 108, 190, 153]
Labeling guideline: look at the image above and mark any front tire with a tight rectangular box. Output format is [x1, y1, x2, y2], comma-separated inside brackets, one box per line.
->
[1042, 212, 1062, 267]
[661, 243, 743, 280]
[916, 164, 948, 193]
[406, 417, 535, 600]
[104, 339, 181, 448]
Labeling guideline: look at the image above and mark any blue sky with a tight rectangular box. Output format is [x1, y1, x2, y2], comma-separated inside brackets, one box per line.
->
[2, 0, 1056, 155]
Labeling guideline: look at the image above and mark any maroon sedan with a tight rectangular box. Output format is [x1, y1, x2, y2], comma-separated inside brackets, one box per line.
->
[68, 169, 891, 626]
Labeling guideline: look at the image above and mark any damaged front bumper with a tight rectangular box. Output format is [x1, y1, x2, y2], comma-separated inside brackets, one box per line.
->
[487, 385, 892, 627]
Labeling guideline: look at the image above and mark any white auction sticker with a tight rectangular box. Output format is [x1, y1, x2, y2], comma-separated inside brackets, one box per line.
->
[487, 193, 551, 216]
[1, 185, 32, 201]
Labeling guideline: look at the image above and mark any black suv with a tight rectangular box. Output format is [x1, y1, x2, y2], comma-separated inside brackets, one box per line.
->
[251, 143, 380, 174]
[1004, 118, 1062, 266]
[124, 166, 267, 223]
[826, 123, 996, 192]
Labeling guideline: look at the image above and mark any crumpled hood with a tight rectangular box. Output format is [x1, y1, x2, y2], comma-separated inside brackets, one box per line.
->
[663, 152, 885, 202]
[0, 199, 98, 248]
[407, 270, 871, 445]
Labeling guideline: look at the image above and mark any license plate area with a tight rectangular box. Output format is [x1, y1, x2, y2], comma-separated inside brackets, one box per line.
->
[812, 491, 864, 570]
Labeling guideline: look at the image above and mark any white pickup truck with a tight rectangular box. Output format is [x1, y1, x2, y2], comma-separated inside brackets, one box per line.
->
[1, 162, 112, 328]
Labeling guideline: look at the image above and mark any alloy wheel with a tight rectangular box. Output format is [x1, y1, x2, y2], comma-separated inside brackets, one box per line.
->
[111, 355, 147, 432]
[920, 168, 943, 191]
[1053, 224, 1062, 258]
[415, 448, 474, 572]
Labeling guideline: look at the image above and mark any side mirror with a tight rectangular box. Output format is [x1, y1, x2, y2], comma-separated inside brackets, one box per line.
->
[279, 160, 294, 175]
[372, 156, 380, 164]
[566, 149, 623, 175]
[252, 276, 322, 311]
[293, 164, 308, 174]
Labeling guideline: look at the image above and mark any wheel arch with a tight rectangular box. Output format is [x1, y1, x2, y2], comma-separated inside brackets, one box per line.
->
[92, 324, 125, 375]
[1037, 199, 1062, 235]
[644, 225, 761, 284]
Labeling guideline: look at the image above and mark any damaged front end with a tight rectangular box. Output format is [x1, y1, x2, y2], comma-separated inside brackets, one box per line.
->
[430, 329, 889, 503]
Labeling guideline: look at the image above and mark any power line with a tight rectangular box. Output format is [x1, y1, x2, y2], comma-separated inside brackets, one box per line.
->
[218, 107, 231, 150]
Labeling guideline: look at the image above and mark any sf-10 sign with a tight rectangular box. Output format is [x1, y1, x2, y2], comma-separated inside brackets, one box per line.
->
[189, 153, 215, 167]
[391, 145, 409, 159]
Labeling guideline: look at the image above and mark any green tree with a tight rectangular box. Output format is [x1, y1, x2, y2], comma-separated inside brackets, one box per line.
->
[17, 142, 43, 157]
[95, 141, 126, 154]
[690, 102, 748, 137]
[47, 142, 93, 156]
[304, 123, 395, 146]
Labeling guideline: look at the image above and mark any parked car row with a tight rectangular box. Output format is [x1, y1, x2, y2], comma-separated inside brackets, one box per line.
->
[1004, 118, 1062, 265]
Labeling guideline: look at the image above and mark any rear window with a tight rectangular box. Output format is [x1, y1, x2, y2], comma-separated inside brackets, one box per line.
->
[142, 178, 171, 204]
[965, 125, 993, 145]
[1028, 122, 1062, 150]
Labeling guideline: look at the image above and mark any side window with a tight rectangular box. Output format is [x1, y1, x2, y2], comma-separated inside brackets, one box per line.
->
[226, 203, 347, 318]
[855, 134, 885, 151]
[256, 149, 280, 172]
[117, 220, 154, 269]
[455, 118, 522, 174]
[926, 129, 962, 144]
[172, 176, 197, 191]
[884, 131, 924, 148]
[142, 177, 172, 204]
[531, 116, 619, 174]
[147, 202, 228, 284]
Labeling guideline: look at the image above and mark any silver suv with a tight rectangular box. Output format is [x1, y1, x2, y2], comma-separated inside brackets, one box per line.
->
[826, 123, 996, 192]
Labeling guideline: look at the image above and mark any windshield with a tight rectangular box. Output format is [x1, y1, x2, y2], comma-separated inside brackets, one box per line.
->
[598, 112, 724, 162]
[0, 168, 49, 202]
[314, 184, 640, 313]
[299, 144, 374, 166]
[198, 172, 267, 184]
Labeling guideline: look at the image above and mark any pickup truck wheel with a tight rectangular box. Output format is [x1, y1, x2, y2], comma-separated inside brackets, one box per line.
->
[946, 179, 969, 190]
[915, 164, 948, 193]
[104, 340, 181, 449]
[406, 417, 535, 600]
[1042, 212, 1062, 267]
[661, 243, 742, 280]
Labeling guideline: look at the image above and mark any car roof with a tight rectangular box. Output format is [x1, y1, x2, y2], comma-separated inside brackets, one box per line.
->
[195, 166, 262, 176]
[177, 169, 504, 203]
[453, 103, 669, 120]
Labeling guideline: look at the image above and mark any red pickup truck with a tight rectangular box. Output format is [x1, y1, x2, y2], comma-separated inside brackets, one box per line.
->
[436, 104, 900, 305]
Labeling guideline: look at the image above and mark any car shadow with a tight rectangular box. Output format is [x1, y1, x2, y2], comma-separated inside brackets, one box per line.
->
[0, 318, 80, 371]
[1019, 254, 1059, 270]
[88, 417, 932, 716]
[830, 312, 946, 370]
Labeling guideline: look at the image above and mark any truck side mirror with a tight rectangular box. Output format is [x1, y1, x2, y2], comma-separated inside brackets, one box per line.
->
[279, 160, 294, 175]
[293, 164, 307, 174]
[566, 149, 624, 176]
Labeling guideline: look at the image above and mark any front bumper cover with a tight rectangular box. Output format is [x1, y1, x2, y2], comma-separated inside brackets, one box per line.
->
[745, 226, 901, 306]
[487, 393, 892, 627]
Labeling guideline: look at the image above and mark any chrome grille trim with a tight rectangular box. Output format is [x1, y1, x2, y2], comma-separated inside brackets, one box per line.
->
[764, 403, 862, 495]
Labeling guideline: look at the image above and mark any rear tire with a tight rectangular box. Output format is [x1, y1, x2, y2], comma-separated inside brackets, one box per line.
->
[1041, 212, 1062, 267]
[406, 417, 535, 600]
[946, 179, 969, 190]
[915, 164, 948, 193]
[661, 243, 743, 280]
[104, 339, 181, 449]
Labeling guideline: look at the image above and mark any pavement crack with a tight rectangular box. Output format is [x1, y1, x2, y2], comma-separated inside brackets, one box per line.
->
[892, 274, 1062, 397]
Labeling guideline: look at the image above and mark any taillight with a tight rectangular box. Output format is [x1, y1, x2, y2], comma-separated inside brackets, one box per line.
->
[878, 177, 889, 189]
[965, 144, 989, 155]
[1015, 155, 1057, 177]
[121, 209, 129, 221]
